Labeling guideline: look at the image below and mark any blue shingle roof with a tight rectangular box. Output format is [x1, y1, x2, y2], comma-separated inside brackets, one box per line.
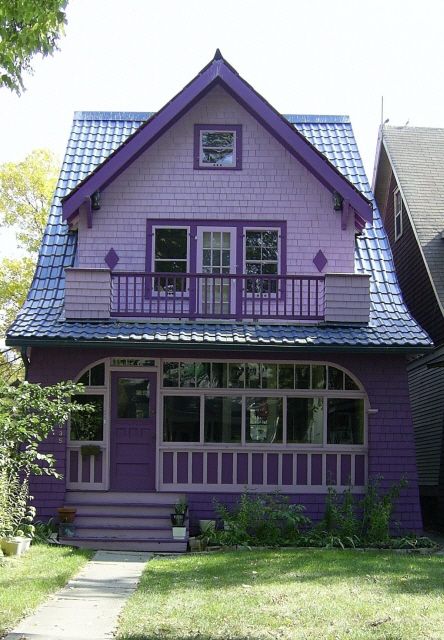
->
[6, 112, 431, 350]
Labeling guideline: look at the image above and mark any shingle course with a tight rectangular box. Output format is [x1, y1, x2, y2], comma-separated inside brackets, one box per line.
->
[6, 114, 431, 349]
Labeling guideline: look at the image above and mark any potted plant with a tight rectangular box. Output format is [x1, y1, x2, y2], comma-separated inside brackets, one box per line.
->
[0, 472, 35, 557]
[57, 506, 77, 523]
[172, 525, 187, 540]
[170, 497, 188, 526]
[80, 444, 101, 457]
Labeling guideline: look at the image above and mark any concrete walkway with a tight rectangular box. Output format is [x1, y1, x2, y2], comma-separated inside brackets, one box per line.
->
[5, 550, 151, 640]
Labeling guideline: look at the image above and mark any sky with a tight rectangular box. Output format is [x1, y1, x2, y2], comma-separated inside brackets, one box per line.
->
[1, 0, 444, 258]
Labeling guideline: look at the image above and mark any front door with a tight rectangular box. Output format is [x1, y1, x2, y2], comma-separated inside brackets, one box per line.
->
[110, 372, 156, 491]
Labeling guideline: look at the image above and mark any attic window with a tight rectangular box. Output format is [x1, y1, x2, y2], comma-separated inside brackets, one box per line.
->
[394, 188, 404, 240]
[194, 125, 242, 170]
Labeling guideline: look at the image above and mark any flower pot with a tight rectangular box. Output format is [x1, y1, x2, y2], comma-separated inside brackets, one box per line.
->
[1, 536, 31, 557]
[189, 537, 203, 552]
[57, 506, 77, 524]
[199, 519, 216, 534]
[171, 513, 186, 526]
[172, 526, 187, 540]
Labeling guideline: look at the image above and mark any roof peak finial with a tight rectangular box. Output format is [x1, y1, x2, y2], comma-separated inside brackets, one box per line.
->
[214, 48, 223, 60]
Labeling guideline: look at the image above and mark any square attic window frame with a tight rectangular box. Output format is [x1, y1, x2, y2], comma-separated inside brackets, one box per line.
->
[194, 124, 242, 170]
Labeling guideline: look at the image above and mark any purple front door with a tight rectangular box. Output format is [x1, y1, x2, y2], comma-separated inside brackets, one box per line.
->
[110, 372, 156, 491]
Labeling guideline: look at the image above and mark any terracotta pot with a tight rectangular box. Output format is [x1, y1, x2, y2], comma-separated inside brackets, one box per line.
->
[57, 506, 77, 524]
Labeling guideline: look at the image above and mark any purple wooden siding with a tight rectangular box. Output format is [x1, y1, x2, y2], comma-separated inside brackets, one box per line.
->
[341, 454, 352, 486]
[355, 454, 366, 486]
[267, 454, 279, 485]
[252, 453, 263, 484]
[207, 452, 218, 484]
[27, 346, 423, 532]
[81, 455, 90, 483]
[237, 453, 248, 484]
[222, 453, 233, 484]
[326, 454, 337, 485]
[282, 454, 293, 485]
[297, 454, 308, 485]
[177, 452, 188, 483]
[69, 450, 78, 483]
[192, 452, 203, 484]
[311, 454, 322, 485]
[94, 453, 103, 483]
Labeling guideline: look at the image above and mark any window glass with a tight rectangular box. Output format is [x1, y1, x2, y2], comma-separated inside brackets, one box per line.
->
[204, 396, 242, 443]
[287, 398, 323, 444]
[180, 362, 196, 388]
[312, 365, 326, 389]
[246, 397, 282, 443]
[278, 364, 294, 389]
[328, 366, 344, 390]
[163, 396, 200, 442]
[154, 228, 188, 291]
[78, 363, 105, 386]
[245, 230, 279, 294]
[196, 362, 212, 388]
[210, 363, 228, 388]
[345, 374, 359, 391]
[163, 362, 179, 387]
[245, 363, 260, 388]
[229, 363, 245, 388]
[200, 131, 235, 167]
[261, 363, 277, 389]
[327, 399, 364, 445]
[117, 378, 150, 419]
[70, 395, 104, 441]
[295, 364, 310, 389]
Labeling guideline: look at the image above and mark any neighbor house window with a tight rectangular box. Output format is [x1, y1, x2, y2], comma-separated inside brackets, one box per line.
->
[161, 361, 365, 446]
[153, 227, 188, 291]
[194, 125, 242, 169]
[245, 230, 279, 293]
[394, 189, 404, 240]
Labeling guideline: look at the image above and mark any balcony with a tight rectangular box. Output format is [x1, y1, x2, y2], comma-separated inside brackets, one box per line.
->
[110, 272, 324, 321]
[64, 268, 370, 324]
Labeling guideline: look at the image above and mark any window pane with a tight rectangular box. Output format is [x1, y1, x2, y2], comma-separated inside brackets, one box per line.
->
[163, 362, 179, 387]
[89, 363, 105, 386]
[202, 132, 234, 148]
[287, 398, 323, 444]
[246, 363, 260, 388]
[117, 378, 150, 419]
[312, 365, 326, 389]
[261, 363, 277, 389]
[180, 362, 196, 387]
[163, 396, 200, 442]
[229, 363, 245, 388]
[294, 365, 310, 389]
[246, 397, 282, 443]
[278, 364, 294, 389]
[345, 374, 359, 391]
[70, 395, 104, 441]
[211, 363, 228, 388]
[154, 260, 187, 273]
[78, 371, 89, 385]
[196, 362, 211, 388]
[328, 366, 344, 390]
[155, 229, 187, 259]
[327, 399, 364, 445]
[204, 396, 241, 443]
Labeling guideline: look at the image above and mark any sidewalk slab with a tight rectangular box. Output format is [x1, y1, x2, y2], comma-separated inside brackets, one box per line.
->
[5, 550, 151, 640]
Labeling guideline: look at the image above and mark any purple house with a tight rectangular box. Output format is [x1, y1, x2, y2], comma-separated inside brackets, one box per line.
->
[6, 52, 431, 551]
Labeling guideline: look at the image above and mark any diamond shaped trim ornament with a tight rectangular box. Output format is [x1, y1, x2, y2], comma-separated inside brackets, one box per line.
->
[105, 248, 119, 270]
[313, 250, 327, 272]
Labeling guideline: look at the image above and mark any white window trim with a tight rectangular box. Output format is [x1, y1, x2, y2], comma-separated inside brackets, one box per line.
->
[394, 188, 403, 241]
[199, 129, 237, 168]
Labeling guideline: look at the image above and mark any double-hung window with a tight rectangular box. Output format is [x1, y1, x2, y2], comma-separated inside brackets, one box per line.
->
[245, 229, 279, 294]
[153, 227, 188, 292]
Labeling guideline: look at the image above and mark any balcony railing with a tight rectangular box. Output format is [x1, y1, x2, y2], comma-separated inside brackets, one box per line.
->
[110, 272, 324, 321]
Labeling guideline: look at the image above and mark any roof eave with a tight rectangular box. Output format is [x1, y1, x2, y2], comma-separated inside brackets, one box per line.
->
[61, 53, 372, 227]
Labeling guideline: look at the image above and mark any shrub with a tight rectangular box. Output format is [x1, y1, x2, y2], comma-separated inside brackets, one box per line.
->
[0, 469, 35, 539]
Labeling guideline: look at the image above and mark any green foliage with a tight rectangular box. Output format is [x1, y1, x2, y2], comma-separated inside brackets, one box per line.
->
[0, 1, 67, 95]
[0, 469, 35, 538]
[361, 476, 407, 544]
[213, 493, 311, 547]
[0, 379, 91, 478]
[32, 517, 57, 544]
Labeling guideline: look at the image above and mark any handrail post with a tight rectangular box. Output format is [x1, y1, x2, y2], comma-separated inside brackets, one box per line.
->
[235, 274, 242, 320]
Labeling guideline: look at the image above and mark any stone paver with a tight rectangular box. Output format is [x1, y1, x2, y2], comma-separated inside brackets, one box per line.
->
[5, 550, 151, 640]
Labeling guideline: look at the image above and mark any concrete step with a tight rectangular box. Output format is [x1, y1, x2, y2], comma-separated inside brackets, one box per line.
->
[60, 536, 188, 552]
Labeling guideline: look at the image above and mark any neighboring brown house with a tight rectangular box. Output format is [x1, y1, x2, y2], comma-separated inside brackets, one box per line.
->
[374, 126, 444, 529]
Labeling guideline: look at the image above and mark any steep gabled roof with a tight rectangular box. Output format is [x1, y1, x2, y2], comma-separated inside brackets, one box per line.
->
[61, 51, 372, 229]
[6, 111, 431, 351]
[378, 126, 444, 313]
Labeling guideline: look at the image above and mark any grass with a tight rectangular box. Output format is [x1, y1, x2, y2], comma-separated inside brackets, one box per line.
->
[0, 543, 93, 637]
[117, 549, 444, 640]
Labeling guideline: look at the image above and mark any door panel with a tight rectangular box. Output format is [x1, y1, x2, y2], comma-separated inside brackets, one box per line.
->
[197, 228, 236, 315]
[110, 372, 156, 491]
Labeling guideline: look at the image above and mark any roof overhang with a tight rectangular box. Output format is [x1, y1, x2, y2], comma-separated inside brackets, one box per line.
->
[62, 51, 372, 229]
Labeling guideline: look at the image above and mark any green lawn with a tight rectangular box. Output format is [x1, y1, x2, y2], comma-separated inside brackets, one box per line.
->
[117, 549, 444, 640]
[0, 543, 93, 637]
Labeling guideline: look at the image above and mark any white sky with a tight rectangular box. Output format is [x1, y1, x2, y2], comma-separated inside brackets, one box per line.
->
[1, 0, 444, 257]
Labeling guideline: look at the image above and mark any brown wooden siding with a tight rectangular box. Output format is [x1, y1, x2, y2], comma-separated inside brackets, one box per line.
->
[382, 172, 444, 346]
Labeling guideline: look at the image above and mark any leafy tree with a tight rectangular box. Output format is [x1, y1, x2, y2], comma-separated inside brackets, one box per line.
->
[0, 380, 91, 478]
[0, 0, 68, 95]
[0, 149, 59, 381]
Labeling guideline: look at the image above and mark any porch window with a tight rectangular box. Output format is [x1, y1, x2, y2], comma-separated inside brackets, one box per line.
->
[78, 362, 105, 386]
[154, 227, 188, 291]
[70, 395, 104, 441]
[163, 396, 200, 442]
[287, 397, 323, 444]
[245, 230, 279, 294]
[204, 396, 242, 443]
[327, 399, 364, 445]
[246, 397, 283, 443]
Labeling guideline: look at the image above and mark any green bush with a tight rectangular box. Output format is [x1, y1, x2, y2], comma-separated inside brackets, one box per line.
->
[0, 469, 35, 538]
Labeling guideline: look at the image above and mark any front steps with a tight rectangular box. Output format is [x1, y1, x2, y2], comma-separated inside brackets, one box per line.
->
[60, 491, 188, 552]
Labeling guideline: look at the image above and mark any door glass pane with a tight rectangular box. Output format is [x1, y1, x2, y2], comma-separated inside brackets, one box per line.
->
[246, 397, 283, 443]
[117, 378, 150, 419]
[70, 395, 104, 441]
